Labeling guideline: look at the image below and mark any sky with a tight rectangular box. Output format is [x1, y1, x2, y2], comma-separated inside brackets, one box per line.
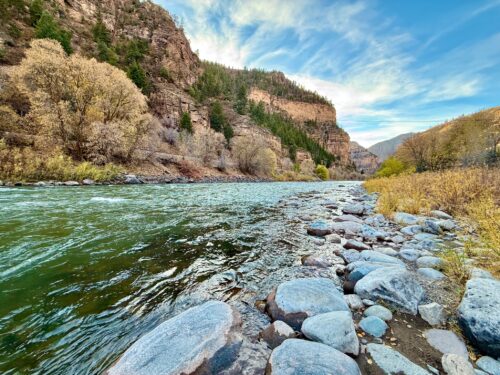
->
[155, 0, 500, 147]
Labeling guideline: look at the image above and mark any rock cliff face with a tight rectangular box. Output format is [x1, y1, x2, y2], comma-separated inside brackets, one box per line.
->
[248, 88, 351, 163]
[368, 133, 415, 161]
[350, 142, 380, 175]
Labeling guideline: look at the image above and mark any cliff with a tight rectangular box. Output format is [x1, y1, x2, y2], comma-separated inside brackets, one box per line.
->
[349, 142, 380, 175]
[368, 133, 415, 161]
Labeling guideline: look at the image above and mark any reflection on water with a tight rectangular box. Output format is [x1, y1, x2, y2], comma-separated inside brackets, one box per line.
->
[0, 181, 360, 374]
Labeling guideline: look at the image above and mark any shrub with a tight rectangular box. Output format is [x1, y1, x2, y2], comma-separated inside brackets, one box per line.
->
[29, 0, 44, 26]
[315, 164, 329, 180]
[180, 112, 193, 133]
[12, 39, 151, 162]
[127, 61, 149, 92]
[375, 156, 408, 177]
[231, 135, 277, 176]
[159, 67, 172, 81]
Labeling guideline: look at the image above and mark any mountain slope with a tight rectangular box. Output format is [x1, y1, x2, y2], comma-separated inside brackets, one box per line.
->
[368, 132, 415, 161]
[0, 0, 352, 179]
[350, 142, 380, 175]
[395, 107, 500, 170]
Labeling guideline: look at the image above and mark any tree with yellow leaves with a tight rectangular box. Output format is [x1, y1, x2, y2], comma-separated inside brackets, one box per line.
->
[12, 39, 151, 163]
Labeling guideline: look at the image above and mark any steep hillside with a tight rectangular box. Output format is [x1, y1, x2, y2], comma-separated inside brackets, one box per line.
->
[349, 141, 380, 175]
[0, 0, 352, 181]
[368, 132, 414, 161]
[394, 107, 500, 171]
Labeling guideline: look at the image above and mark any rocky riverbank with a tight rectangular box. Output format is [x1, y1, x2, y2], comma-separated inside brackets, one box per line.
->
[0, 174, 273, 187]
[106, 185, 499, 375]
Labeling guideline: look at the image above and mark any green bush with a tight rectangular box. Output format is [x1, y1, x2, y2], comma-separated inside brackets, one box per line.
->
[375, 156, 407, 178]
[315, 164, 329, 180]
[127, 61, 149, 92]
[159, 67, 172, 81]
[29, 0, 44, 26]
[180, 112, 193, 133]
[209, 101, 233, 143]
[35, 11, 73, 54]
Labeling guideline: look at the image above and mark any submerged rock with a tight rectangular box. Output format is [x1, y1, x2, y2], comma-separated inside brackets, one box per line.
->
[124, 174, 142, 184]
[458, 278, 500, 357]
[367, 343, 430, 375]
[301, 311, 359, 355]
[354, 268, 425, 314]
[266, 278, 349, 330]
[266, 339, 361, 375]
[106, 300, 242, 375]
[260, 321, 295, 349]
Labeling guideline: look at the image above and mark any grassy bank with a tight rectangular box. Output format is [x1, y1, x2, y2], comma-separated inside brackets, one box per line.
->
[364, 167, 500, 277]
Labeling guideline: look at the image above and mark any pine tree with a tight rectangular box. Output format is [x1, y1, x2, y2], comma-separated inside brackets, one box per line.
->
[180, 112, 193, 133]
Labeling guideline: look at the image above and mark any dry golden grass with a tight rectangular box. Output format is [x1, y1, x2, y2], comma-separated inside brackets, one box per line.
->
[364, 167, 500, 277]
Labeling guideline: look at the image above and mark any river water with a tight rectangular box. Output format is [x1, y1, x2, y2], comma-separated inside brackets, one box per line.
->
[0, 181, 361, 374]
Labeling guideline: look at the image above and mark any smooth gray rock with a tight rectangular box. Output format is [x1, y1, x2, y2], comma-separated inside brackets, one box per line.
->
[345, 294, 364, 310]
[391, 234, 406, 244]
[306, 221, 333, 236]
[267, 339, 361, 375]
[266, 278, 349, 330]
[332, 221, 364, 234]
[442, 354, 474, 375]
[360, 250, 405, 266]
[424, 329, 468, 358]
[469, 268, 494, 280]
[354, 268, 425, 314]
[417, 256, 444, 269]
[325, 233, 342, 243]
[401, 225, 423, 236]
[301, 255, 332, 268]
[394, 212, 419, 225]
[359, 316, 388, 337]
[347, 261, 402, 282]
[342, 203, 366, 215]
[458, 278, 500, 357]
[63, 181, 80, 186]
[342, 249, 362, 263]
[373, 247, 399, 257]
[418, 268, 447, 280]
[363, 299, 376, 306]
[364, 305, 393, 321]
[419, 303, 447, 326]
[260, 321, 295, 349]
[430, 210, 453, 220]
[334, 214, 364, 224]
[82, 179, 95, 185]
[438, 220, 456, 231]
[415, 232, 438, 241]
[344, 239, 370, 251]
[301, 311, 359, 355]
[361, 225, 387, 241]
[476, 356, 500, 375]
[400, 249, 423, 261]
[367, 343, 430, 375]
[124, 174, 142, 184]
[423, 219, 442, 235]
[106, 301, 242, 375]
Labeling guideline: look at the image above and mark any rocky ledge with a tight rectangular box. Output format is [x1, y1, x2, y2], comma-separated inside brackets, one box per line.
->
[104, 184, 499, 374]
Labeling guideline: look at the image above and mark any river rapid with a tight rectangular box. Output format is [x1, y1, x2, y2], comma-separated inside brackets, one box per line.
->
[0, 181, 362, 374]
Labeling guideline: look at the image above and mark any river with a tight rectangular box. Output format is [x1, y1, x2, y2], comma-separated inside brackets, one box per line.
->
[0, 181, 361, 374]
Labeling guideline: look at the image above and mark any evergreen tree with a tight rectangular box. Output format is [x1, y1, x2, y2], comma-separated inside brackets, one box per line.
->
[180, 112, 193, 133]
[209, 102, 225, 132]
[35, 11, 73, 54]
[235, 84, 248, 114]
[127, 61, 149, 92]
[29, 0, 44, 26]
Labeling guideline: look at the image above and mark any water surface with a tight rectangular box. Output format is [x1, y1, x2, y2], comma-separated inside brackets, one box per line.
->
[0, 181, 360, 374]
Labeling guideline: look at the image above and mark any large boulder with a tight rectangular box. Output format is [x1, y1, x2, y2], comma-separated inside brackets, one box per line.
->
[106, 301, 242, 375]
[266, 278, 349, 330]
[354, 268, 425, 314]
[417, 256, 444, 269]
[359, 250, 405, 266]
[266, 339, 361, 375]
[347, 261, 400, 282]
[301, 311, 359, 355]
[124, 174, 142, 184]
[342, 203, 366, 215]
[458, 278, 500, 357]
[424, 329, 468, 358]
[332, 221, 364, 234]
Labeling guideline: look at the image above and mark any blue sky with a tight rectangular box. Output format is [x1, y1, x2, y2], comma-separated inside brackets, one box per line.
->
[155, 0, 500, 147]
